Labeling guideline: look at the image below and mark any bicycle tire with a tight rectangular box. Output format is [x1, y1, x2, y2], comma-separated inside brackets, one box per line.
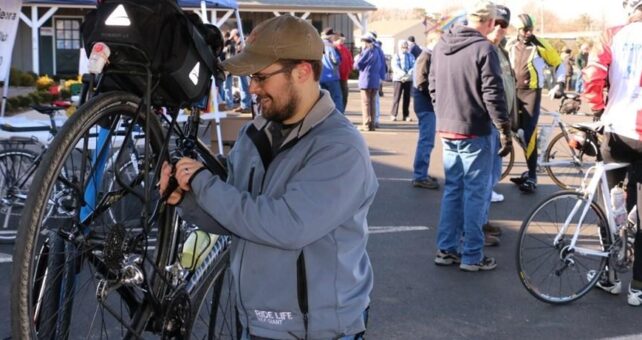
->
[0, 148, 38, 243]
[11, 91, 173, 339]
[516, 191, 610, 305]
[544, 130, 597, 190]
[500, 143, 515, 181]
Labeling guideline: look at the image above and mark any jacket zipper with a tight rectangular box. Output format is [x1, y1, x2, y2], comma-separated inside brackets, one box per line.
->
[238, 166, 255, 332]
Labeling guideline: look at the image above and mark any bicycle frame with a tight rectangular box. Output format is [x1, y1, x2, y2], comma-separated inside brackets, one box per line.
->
[553, 161, 630, 257]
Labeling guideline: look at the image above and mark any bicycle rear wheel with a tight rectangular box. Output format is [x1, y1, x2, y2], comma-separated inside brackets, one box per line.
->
[11, 92, 173, 339]
[0, 148, 38, 243]
[517, 191, 609, 304]
[544, 130, 597, 189]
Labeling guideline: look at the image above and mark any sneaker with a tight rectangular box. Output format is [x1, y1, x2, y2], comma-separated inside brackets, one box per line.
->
[483, 223, 502, 237]
[403, 117, 415, 122]
[484, 233, 500, 247]
[412, 177, 439, 190]
[390, 116, 398, 121]
[510, 171, 529, 185]
[628, 284, 642, 306]
[587, 270, 622, 295]
[491, 191, 504, 203]
[519, 178, 537, 193]
[460, 256, 497, 272]
[434, 250, 461, 266]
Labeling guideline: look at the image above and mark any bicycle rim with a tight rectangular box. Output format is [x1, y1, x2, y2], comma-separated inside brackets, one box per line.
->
[544, 130, 596, 190]
[185, 236, 238, 340]
[516, 191, 609, 304]
[11, 92, 171, 339]
[0, 148, 38, 243]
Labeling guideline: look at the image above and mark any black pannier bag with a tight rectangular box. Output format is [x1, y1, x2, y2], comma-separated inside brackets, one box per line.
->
[81, 0, 224, 106]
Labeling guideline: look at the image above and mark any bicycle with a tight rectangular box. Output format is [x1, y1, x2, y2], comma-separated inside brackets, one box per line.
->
[10, 31, 240, 339]
[0, 105, 70, 243]
[500, 93, 599, 190]
[516, 125, 636, 304]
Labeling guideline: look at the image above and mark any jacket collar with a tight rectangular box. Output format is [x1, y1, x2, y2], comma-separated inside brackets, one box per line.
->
[251, 89, 336, 146]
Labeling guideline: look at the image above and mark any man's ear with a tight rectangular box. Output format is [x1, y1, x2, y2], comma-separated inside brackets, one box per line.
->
[293, 62, 313, 83]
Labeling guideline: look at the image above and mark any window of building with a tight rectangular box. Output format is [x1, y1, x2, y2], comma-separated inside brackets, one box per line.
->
[55, 19, 81, 50]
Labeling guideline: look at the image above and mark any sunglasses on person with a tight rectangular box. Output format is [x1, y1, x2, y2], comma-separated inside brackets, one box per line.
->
[496, 20, 508, 29]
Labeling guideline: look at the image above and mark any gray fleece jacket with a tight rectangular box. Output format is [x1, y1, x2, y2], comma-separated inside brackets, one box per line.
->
[178, 90, 377, 339]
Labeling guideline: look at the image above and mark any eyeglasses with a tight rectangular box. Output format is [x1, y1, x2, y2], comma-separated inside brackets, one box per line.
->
[249, 67, 292, 85]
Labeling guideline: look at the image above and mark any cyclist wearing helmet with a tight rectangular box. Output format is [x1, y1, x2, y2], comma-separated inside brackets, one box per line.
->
[507, 13, 565, 193]
[582, 0, 642, 306]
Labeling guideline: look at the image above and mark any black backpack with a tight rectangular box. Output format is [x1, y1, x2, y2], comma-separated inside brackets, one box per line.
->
[81, 0, 224, 106]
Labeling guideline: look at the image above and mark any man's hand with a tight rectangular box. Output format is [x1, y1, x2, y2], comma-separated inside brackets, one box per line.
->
[159, 161, 184, 206]
[498, 131, 513, 157]
[174, 158, 205, 191]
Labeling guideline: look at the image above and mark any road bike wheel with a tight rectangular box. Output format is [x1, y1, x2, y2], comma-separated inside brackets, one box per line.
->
[500, 143, 515, 180]
[0, 148, 38, 243]
[517, 191, 610, 304]
[544, 130, 597, 190]
[182, 235, 238, 340]
[11, 92, 173, 339]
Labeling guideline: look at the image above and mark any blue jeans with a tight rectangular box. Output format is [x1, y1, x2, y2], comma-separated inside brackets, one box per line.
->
[437, 135, 492, 265]
[225, 75, 251, 109]
[575, 76, 584, 93]
[481, 129, 502, 224]
[413, 110, 436, 181]
[321, 80, 344, 113]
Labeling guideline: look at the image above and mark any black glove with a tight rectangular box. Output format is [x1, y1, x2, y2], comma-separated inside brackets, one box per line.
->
[496, 122, 513, 157]
[592, 109, 604, 122]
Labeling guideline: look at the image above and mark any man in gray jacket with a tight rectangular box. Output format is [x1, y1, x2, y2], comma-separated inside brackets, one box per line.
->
[429, 0, 512, 271]
[160, 15, 377, 340]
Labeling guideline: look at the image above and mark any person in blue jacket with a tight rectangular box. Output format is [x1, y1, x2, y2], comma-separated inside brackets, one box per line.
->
[354, 32, 386, 131]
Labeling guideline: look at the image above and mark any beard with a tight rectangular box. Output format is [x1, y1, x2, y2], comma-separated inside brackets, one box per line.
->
[257, 81, 299, 123]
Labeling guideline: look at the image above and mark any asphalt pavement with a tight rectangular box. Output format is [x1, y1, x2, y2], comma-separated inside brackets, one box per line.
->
[0, 83, 639, 339]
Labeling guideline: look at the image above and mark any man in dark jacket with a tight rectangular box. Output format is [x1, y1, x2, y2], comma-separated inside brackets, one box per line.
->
[429, 0, 512, 272]
[407, 35, 422, 58]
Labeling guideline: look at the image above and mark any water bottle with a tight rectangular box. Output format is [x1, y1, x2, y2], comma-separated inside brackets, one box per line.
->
[537, 125, 552, 155]
[610, 185, 627, 228]
[181, 230, 218, 271]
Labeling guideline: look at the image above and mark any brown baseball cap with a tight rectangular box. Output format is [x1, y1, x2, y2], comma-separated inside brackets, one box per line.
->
[221, 15, 324, 76]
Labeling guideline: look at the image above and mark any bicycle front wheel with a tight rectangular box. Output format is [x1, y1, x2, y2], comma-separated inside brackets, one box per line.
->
[0, 148, 38, 243]
[517, 191, 609, 304]
[544, 130, 597, 189]
[11, 91, 172, 339]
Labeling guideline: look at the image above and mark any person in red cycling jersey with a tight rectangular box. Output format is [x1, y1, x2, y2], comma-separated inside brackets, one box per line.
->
[582, 0, 642, 306]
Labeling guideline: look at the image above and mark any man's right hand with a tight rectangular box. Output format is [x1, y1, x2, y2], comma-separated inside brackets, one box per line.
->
[498, 131, 513, 157]
[160, 161, 184, 206]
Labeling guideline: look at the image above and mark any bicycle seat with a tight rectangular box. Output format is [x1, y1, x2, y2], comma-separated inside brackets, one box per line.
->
[31, 105, 67, 117]
[563, 93, 580, 100]
[571, 121, 602, 133]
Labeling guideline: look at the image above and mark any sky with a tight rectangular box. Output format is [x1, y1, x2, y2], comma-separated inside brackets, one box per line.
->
[368, 0, 628, 26]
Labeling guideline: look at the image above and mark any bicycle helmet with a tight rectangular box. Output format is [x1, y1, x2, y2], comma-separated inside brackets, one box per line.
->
[516, 14, 535, 30]
[623, 0, 642, 16]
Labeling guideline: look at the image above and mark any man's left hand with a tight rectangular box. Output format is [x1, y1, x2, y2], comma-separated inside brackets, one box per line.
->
[174, 158, 205, 192]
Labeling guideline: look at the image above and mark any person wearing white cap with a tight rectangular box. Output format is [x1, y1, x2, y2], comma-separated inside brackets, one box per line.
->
[429, 0, 512, 272]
